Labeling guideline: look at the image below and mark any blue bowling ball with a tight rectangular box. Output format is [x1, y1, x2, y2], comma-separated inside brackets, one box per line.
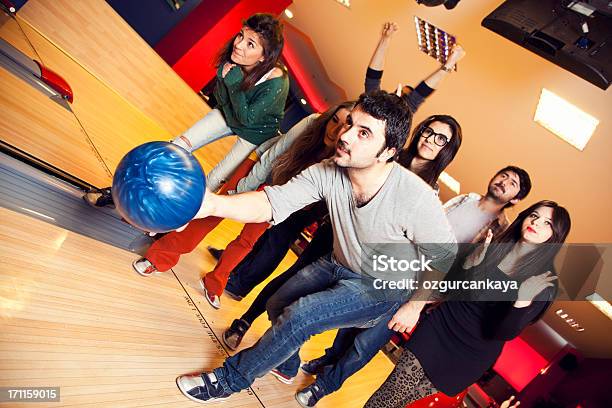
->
[111, 141, 206, 233]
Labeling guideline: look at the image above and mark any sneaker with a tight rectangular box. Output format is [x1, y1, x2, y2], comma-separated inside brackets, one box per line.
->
[131, 257, 158, 277]
[295, 382, 325, 407]
[222, 319, 250, 351]
[83, 187, 115, 208]
[200, 279, 220, 309]
[207, 246, 224, 261]
[223, 288, 243, 302]
[176, 372, 232, 403]
[301, 356, 331, 376]
[269, 368, 294, 385]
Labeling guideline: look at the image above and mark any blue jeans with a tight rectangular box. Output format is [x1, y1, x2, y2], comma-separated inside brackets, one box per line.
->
[212, 255, 409, 393]
[178, 108, 233, 151]
[314, 315, 396, 395]
[225, 204, 328, 298]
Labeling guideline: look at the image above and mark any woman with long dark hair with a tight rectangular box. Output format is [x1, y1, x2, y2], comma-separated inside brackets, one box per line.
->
[129, 102, 355, 306]
[363, 201, 571, 408]
[399, 114, 463, 191]
[84, 13, 288, 205]
[186, 13, 287, 192]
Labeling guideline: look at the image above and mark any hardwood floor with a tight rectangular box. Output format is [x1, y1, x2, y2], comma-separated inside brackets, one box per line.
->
[0, 208, 393, 407]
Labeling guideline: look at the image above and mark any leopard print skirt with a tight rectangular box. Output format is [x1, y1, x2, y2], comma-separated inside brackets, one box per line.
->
[364, 349, 437, 408]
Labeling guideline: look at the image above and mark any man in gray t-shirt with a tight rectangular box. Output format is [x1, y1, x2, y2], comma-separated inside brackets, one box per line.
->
[444, 165, 532, 244]
[175, 91, 456, 403]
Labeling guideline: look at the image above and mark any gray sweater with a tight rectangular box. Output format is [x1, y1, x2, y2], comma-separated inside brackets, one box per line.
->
[264, 160, 457, 278]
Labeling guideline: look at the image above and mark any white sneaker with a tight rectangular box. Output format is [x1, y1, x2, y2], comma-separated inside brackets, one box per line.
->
[131, 257, 158, 277]
[176, 372, 232, 403]
[200, 279, 220, 309]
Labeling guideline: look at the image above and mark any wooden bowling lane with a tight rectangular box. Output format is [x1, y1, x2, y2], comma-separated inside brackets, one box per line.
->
[0, 206, 393, 407]
[2, 5, 232, 189]
[18, 0, 208, 136]
[0, 207, 262, 407]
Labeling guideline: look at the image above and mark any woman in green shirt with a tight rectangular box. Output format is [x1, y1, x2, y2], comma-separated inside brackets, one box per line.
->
[173, 13, 289, 192]
[85, 13, 288, 205]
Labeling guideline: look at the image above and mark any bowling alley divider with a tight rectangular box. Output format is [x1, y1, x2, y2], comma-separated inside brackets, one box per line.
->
[1, 0, 233, 187]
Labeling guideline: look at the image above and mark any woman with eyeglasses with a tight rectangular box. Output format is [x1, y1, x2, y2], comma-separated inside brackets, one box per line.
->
[397, 115, 463, 194]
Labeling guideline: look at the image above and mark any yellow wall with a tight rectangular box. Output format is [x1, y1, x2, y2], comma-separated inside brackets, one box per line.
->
[288, 0, 612, 243]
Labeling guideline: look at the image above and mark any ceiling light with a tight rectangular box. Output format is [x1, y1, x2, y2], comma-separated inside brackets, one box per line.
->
[586, 293, 612, 320]
[284, 9, 293, 19]
[300, 98, 307, 105]
[534, 88, 599, 151]
[414, 16, 457, 67]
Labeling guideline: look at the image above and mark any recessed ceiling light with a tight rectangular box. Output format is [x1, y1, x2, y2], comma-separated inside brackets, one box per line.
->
[284, 9, 294, 19]
[534, 88, 599, 151]
[586, 293, 612, 320]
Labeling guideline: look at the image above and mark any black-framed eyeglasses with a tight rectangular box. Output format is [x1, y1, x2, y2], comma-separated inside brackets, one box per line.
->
[420, 126, 450, 147]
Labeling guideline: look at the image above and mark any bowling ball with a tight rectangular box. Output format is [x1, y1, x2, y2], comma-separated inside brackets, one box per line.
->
[111, 141, 205, 233]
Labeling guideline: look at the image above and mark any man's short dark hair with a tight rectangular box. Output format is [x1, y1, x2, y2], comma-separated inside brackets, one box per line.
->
[356, 90, 412, 162]
[495, 165, 532, 205]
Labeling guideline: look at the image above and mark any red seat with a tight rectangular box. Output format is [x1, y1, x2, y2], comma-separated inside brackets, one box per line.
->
[405, 390, 467, 408]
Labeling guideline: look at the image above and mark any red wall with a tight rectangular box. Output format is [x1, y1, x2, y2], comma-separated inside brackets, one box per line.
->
[493, 336, 549, 392]
[155, 0, 291, 91]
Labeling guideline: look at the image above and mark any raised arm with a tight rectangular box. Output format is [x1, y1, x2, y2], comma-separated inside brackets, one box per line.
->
[368, 22, 398, 71]
[365, 22, 399, 93]
[401, 44, 466, 112]
[422, 44, 466, 90]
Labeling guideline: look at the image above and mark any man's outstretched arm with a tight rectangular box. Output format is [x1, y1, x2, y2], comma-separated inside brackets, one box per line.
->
[193, 189, 273, 224]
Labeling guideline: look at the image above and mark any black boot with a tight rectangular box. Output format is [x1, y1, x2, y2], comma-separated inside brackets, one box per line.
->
[207, 246, 224, 260]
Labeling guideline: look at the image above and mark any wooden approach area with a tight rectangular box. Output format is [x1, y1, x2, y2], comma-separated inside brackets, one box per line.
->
[0, 206, 393, 407]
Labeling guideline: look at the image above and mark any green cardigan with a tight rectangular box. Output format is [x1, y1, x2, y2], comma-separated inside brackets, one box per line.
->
[213, 64, 289, 145]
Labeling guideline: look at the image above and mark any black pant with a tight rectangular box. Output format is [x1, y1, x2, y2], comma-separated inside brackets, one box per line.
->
[225, 202, 328, 297]
[238, 220, 334, 325]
